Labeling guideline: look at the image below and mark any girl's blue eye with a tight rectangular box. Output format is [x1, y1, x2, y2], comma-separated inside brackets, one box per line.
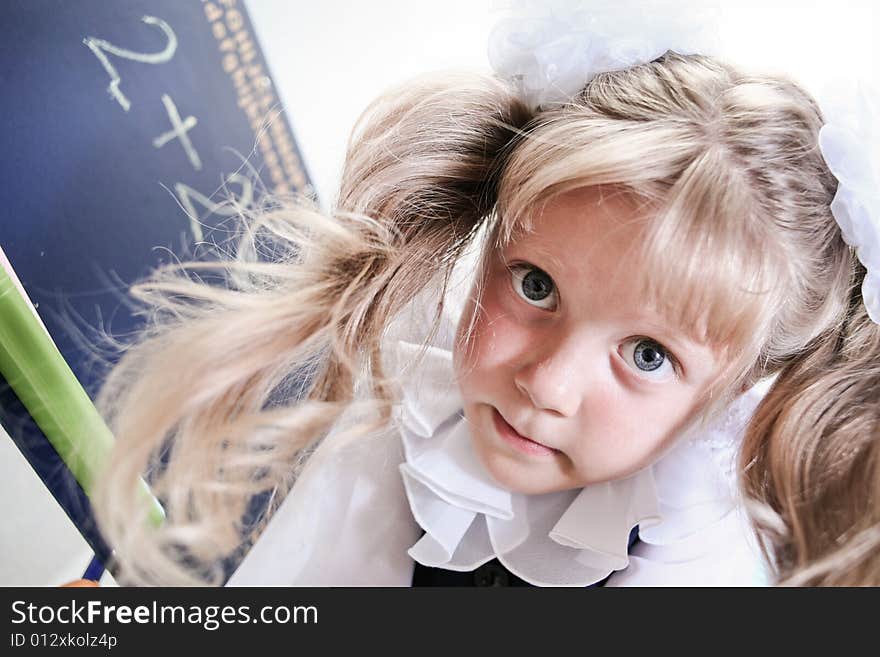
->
[510, 264, 557, 310]
[620, 338, 677, 381]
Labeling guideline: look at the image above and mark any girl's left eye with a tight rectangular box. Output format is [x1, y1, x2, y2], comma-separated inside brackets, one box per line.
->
[509, 264, 558, 310]
[619, 338, 679, 382]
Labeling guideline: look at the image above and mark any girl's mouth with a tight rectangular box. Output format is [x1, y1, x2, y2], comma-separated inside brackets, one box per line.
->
[492, 408, 560, 457]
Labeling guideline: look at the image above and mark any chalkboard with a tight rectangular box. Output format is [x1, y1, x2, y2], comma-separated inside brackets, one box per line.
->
[0, 0, 313, 572]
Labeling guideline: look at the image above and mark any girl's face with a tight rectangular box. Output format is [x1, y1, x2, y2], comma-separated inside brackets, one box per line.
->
[453, 187, 725, 494]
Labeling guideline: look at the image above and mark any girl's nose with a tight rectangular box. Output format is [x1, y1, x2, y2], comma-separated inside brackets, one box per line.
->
[513, 339, 585, 418]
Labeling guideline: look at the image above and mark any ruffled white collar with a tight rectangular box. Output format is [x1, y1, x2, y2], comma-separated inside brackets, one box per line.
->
[390, 338, 771, 587]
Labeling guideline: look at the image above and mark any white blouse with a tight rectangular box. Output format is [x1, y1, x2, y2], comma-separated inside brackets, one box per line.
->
[228, 247, 773, 587]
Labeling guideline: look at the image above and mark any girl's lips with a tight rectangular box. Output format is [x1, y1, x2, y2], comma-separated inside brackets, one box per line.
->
[491, 408, 559, 457]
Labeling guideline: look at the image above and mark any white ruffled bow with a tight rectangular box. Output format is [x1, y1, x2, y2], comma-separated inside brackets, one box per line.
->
[391, 338, 770, 587]
[487, 0, 720, 111]
[819, 84, 880, 324]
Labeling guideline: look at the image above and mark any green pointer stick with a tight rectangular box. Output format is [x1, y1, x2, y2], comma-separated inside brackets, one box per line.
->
[0, 254, 164, 527]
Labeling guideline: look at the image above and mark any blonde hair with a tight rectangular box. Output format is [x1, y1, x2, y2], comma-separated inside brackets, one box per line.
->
[92, 54, 879, 585]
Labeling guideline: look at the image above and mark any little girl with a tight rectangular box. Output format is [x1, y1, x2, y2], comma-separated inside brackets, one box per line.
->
[90, 18, 880, 585]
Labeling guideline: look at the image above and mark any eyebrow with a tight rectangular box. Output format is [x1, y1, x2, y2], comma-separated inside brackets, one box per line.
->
[501, 245, 566, 274]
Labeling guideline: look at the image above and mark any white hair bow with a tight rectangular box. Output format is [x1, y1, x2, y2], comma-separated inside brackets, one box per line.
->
[487, 0, 720, 111]
[819, 84, 880, 324]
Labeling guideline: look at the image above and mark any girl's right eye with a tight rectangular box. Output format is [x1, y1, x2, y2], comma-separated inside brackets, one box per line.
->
[509, 263, 558, 311]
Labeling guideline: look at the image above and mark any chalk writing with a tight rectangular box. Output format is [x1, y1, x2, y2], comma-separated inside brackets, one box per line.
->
[83, 15, 177, 112]
[174, 173, 254, 242]
[153, 94, 202, 171]
[81, 6, 300, 242]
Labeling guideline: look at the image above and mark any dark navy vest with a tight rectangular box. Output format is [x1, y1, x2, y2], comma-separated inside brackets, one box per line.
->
[412, 525, 640, 587]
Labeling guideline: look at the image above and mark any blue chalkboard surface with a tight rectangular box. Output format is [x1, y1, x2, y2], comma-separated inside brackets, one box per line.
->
[0, 0, 313, 574]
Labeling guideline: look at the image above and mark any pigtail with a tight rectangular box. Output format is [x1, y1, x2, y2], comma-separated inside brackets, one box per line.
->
[92, 71, 531, 585]
[741, 261, 880, 585]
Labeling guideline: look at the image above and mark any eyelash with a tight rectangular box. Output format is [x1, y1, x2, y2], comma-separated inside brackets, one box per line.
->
[507, 261, 682, 380]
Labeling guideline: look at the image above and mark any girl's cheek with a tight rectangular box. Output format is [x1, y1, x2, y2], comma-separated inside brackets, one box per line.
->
[455, 286, 532, 373]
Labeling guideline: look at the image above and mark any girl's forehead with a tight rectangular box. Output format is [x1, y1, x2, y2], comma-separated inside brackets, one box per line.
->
[502, 187, 651, 272]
